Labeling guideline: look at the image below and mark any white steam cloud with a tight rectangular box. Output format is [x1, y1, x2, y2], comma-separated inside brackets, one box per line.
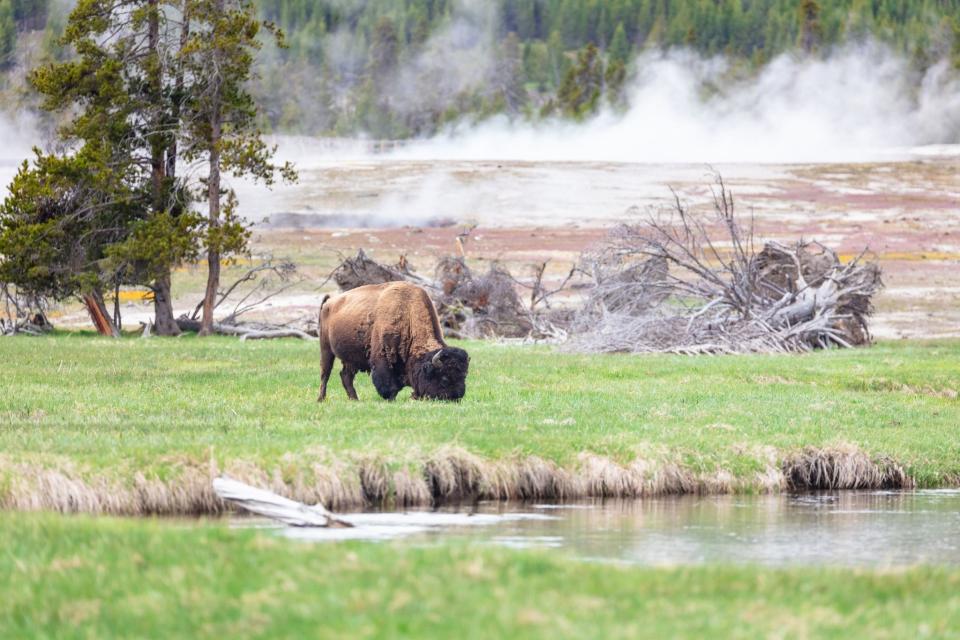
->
[395, 43, 960, 164]
[386, 0, 498, 118]
[0, 113, 40, 195]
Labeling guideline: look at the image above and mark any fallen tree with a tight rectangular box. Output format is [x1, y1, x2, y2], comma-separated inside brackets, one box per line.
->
[174, 317, 314, 341]
[172, 257, 315, 339]
[570, 178, 882, 354]
[327, 248, 571, 339]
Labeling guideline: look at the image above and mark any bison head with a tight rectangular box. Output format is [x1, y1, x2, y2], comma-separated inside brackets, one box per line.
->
[411, 347, 470, 401]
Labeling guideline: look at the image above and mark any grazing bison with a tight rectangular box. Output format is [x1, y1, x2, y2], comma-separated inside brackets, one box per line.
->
[317, 282, 470, 402]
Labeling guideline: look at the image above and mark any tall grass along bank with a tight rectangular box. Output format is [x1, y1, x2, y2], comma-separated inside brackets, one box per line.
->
[1, 335, 957, 514]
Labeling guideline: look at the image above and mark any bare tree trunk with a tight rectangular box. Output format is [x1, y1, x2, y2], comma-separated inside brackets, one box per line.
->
[147, 0, 179, 336]
[148, 0, 164, 207]
[199, 0, 224, 337]
[83, 290, 120, 338]
[113, 281, 122, 332]
[167, 3, 189, 181]
[152, 270, 181, 336]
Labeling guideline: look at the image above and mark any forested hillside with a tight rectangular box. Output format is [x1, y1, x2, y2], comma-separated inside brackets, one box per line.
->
[2, 0, 959, 138]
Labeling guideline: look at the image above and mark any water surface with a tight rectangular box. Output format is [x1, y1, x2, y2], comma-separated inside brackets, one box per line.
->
[251, 490, 960, 567]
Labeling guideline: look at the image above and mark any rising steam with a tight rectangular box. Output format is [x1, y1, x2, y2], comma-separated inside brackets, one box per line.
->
[395, 43, 960, 164]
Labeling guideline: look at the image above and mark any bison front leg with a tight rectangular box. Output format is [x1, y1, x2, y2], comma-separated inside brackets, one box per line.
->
[340, 364, 360, 401]
[371, 359, 403, 401]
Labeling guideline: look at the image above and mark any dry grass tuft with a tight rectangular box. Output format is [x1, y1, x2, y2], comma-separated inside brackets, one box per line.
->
[392, 467, 433, 506]
[423, 446, 489, 501]
[0, 443, 916, 515]
[782, 443, 912, 490]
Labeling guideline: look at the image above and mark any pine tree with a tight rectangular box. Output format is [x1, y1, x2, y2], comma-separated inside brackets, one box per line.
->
[608, 21, 629, 65]
[546, 29, 566, 87]
[605, 58, 627, 109]
[557, 42, 603, 119]
[369, 15, 399, 79]
[493, 31, 525, 114]
[179, 0, 296, 336]
[799, 0, 822, 53]
[0, 0, 14, 70]
[5, 0, 202, 335]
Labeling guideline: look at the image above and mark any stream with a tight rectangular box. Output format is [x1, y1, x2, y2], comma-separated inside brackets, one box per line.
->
[238, 490, 960, 567]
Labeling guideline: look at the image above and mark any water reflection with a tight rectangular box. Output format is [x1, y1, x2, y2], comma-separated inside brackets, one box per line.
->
[256, 490, 960, 567]
[475, 491, 960, 567]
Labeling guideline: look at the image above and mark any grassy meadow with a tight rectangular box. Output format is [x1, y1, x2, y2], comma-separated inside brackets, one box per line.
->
[0, 334, 958, 512]
[3, 335, 960, 638]
[3, 513, 960, 639]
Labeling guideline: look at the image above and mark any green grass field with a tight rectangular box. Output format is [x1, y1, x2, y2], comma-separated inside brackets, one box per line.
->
[3, 335, 960, 638]
[3, 513, 960, 639]
[1, 334, 958, 512]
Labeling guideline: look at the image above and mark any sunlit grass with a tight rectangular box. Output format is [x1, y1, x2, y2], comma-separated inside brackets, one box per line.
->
[1, 334, 958, 486]
[2, 513, 959, 639]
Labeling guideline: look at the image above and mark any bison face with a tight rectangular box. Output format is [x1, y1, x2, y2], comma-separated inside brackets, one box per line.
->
[412, 347, 470, 401]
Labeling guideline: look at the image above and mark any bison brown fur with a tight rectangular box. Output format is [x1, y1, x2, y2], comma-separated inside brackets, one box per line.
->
[317, 282, 470, 402]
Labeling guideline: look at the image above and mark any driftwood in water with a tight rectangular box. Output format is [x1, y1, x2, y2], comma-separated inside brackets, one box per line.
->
[213, 477, 353, 527]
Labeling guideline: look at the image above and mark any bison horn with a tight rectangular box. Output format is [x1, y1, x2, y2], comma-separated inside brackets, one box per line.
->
[431, 351, 443, 367]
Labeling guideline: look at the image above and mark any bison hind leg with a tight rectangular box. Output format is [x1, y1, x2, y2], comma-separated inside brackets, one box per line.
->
[318, 344, 335, 402]
[371, 359, 404, 401]
[340, 364, 360, 401]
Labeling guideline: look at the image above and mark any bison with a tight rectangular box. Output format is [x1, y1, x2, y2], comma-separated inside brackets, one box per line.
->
[317, 281, 470, 402]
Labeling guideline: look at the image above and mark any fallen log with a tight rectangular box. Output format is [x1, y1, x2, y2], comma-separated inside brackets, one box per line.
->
[176, 317, 315, 341]
[239, 329, 315, 341]
[213, 477, 353, 527]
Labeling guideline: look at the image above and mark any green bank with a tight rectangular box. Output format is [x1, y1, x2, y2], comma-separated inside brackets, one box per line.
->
[2, 513, 959, 639]
[1, 335, 958, 512]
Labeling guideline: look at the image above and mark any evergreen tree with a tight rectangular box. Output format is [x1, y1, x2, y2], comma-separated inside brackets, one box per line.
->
[608, 21, 629, 65]
[557, 42, 603, 119]
[0, 0, 14, 70]
[605, 58, 627, 109]
[0, 150, 141, 336]
[179, 0, 296, 336]
[6, 0, 200, 335]
[493, 31, 525, 113]
[546, 29, 566, 87]
[369, 15, 399, 79]
[799, 0, 822, 53]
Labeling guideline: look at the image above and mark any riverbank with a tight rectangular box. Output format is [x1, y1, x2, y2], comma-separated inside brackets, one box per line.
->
[1, 335, 957, 514]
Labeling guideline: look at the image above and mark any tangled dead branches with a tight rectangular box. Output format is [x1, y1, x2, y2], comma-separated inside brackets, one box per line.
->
[571, 178, 882, 354]
[1, 284, 52, 336]
[173, 257, 314, 340]
[328, 250, 568, 339]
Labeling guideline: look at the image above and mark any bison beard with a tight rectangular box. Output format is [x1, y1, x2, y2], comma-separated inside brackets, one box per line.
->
[318, 282, 470, 402]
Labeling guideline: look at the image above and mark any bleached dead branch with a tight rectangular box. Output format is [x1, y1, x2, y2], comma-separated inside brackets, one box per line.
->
[213, 477, 352, 527]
